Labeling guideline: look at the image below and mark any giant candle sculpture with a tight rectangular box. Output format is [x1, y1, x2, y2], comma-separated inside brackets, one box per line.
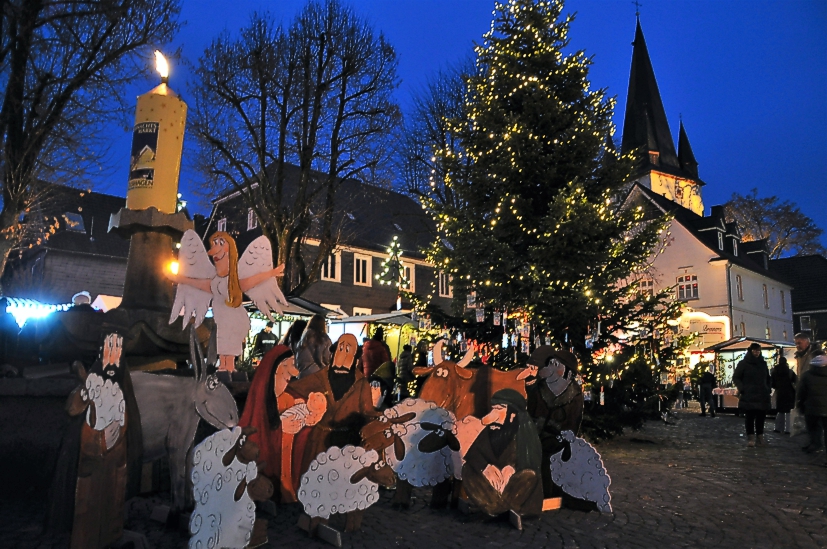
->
[106, 51, 201, 370]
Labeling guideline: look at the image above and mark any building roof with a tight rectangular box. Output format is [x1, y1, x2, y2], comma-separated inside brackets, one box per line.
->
[625, 183, 787, 281]
[212, 163, 435, 259]
[621, 20, 700, 184]
[769, 255, 827, 312]
[36, 186, 131, 258]
[677, 121, 699, 179]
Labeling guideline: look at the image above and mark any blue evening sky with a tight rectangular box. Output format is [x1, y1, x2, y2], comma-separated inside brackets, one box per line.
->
[92, 0, 826, 235]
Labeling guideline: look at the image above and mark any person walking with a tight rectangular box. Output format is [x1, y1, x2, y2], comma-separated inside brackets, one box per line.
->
[361, 327, 391, 379]
[733, 343, 772, 447]
[796, 354, 827, 456]
[771, 356, 797, 434]
[295, 314, 332, 379]
[252, 321, 278, 359]
[699, 367, 717, 417]
[794, 333, 824, 374]
[396, 344, 414, 399]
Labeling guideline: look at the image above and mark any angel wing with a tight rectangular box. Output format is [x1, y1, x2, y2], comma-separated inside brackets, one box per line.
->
[169, 229, 215, 327]
[238, 235, 289, 319]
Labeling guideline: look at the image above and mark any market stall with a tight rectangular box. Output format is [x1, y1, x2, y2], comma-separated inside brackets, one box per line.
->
[329, 311, 417, 361]
[705, 337, 796, 410]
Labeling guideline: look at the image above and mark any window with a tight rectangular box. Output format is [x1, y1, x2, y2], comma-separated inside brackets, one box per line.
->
[762, 284, 769, 309]
[649, 151, 660, 166]
[63, 212, 86, 233]
[783, 330, 788, 341]
[353, 254, 371, 286]
[733, 240, 738, 256]
[781, 291, 786, 313]
[735, 274, 744, 301]
[717, 231, 724, 250]
[677, 274, 698, 300]
[216, 218, 227, 232]
[801, 316, 812, 331]
[740, 322, 746, 336]
[320, 303, 342, 315]
[638, 278, 654, 297]
[675, 183, 683, 199]
[320, 252, 341, 282]
[438, 271, 453, 298]
[247, 208, 257, 231]
[352, 307, 372, 316]
[765, 323, 771, 339]
[402, 264, 415, 292]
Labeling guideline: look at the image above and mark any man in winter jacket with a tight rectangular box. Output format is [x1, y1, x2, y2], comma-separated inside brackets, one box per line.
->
[699, 368, 717, 417]
[796, 354, 827, 457]
[794, 333, 824, 374]
[733, 343, 771, 447]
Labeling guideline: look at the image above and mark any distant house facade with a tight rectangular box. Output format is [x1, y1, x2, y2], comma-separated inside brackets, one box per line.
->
[2, 187, 130, 303]
[619, 20, 793, 371]
[206, 164, 453, 318]
[770, 255, 827, 341]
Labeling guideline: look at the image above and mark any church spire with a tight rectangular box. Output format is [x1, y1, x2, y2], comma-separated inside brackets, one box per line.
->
[678, 120, 699, 178]
[621, 20, 679, 170]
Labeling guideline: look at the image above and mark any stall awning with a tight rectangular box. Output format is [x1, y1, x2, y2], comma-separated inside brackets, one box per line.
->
[704, 337, 795, 352]
[330, 311, 414, 326]
[243, 296, 338, 318]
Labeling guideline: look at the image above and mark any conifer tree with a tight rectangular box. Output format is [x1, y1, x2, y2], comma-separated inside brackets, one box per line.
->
[424, 0, 665, 361]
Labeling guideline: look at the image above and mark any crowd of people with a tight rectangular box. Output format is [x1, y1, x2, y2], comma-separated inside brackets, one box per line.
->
[722, 333, 827, 462]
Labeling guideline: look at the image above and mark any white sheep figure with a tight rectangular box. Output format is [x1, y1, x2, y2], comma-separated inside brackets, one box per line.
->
[189, 427, 257, 549]
[84, 371, 125, 431]
[548, 430, 612, 513]
[378, 399, 458, 487]
[298, 445, 382, 519]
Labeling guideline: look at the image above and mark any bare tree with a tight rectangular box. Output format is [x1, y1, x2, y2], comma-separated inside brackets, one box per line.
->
[395, 61, 471, 208]
[0, 0, 180, 293]
[724, 188, 825, 259]
[190, 1, 400, 295]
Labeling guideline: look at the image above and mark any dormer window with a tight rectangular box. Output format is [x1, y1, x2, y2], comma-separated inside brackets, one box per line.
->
[649, 151, 660, 166]
[733, 240, 738, 256]
[63, 212, 86, 233]
[717, 232, 724, 250]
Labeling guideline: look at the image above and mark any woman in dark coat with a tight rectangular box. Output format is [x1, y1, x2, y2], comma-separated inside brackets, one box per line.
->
[733, 343, 772, 447]
[771, 356, 797, 434]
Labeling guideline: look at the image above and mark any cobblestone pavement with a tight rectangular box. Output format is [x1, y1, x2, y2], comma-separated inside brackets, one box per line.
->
[3, 409, 826, 549]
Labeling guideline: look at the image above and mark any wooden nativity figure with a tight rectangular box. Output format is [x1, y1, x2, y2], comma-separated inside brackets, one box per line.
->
[525, 346, 584, 497]
[168, 229, 288, 372]
[64, 333, 132, 549]
[462, 388, 543, 523]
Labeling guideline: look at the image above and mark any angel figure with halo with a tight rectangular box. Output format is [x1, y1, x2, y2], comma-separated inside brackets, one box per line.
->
[167, 229, 289, 372]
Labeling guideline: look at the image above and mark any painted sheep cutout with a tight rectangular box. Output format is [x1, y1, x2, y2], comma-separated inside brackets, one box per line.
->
[362, 399, 460, 487]
[548, 430, 612, 513]
[298, 445, 384, 520]
[189, 426, 273, 549]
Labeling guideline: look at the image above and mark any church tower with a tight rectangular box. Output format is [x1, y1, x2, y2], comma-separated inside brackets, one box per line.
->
[621, 19, 705, 215]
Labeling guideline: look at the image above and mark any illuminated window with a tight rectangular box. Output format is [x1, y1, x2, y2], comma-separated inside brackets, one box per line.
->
[763, 284, 769, 309]
[736, 275, 743, 301]
[740, 322, 746, 336]
[247, 208, 257, 231]
[733, 240, 738, 256]
[320, 252, 341, 282]
[765, 323, 771, 339]
[354, 254, 371, 286]
[402, 264, 415, 292]
[677, 274, 699, 300]
[352, 307, 372, 316]
[783, 330, 788, 340]
[216, 218, 227, 232]
[438, 271, 453, 298]
[717, 232, 724, 250]
[63, 212, 86, 233]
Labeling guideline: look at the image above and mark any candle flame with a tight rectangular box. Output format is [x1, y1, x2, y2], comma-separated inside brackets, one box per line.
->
[154, 50, 169, 80]
[169, 261, 179, 275]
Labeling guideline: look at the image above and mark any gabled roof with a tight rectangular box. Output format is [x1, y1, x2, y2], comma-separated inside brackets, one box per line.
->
[27, 186, 131, 258]
[624, 183, 787, 281]
[769, 255, 827, 312]
[621, 20, 700, 183]
[213, 163, 435, 259]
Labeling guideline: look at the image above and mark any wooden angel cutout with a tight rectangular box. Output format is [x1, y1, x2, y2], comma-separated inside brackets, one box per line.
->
[168, 230, 288, 371]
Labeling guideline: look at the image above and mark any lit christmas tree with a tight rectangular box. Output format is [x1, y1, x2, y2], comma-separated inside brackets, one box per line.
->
[376, 236, 410, 309]
[422, 0, 679, 433]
